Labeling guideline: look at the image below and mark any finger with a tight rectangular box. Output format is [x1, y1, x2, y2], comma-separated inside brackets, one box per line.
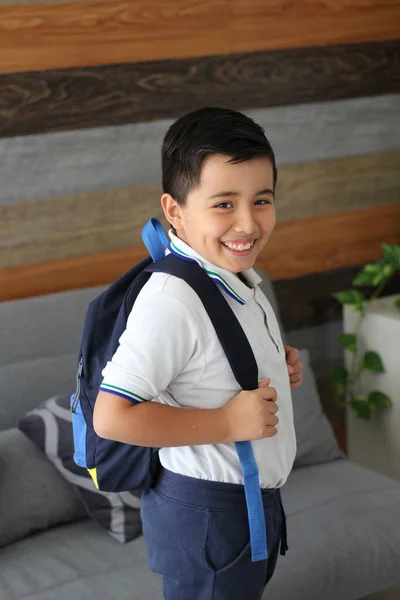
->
[291, 380, 302, 390]
[267, 414, 279, 428]
[290, 375, 303, 389]
[290, 374, 302, 384]
[265, 426, 278, 437]
[288, 360, 303, 376]
[258, 377, 271, 388]
[262, 387, 277, 402]
[285, 346, 299, 367]
[291, 364, 303, 376]
[268, 403, 279, 415]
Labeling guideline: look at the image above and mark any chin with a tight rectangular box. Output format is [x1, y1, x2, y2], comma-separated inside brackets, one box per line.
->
[228, 259, 255, 273]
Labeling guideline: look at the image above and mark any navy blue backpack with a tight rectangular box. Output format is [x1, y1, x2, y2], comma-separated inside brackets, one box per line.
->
[70, 219, 260, 494]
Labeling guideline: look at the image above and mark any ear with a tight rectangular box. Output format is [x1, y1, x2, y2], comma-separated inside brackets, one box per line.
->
[161, 193, 184, 230]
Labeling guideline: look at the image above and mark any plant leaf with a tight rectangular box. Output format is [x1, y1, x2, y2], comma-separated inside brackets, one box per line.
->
[382, 243, 400, 270]
[352, 264, 386, 287]
[368, 390, 392, 408]
[360, 351, 385, 373]
[351, 397, 373, 421]
[330, 366, 349, 398]
[333, 289, 365, 312]
[330, 366, 349, 382]
[382, 264, 394, 279]
[339, 333, 357, 352]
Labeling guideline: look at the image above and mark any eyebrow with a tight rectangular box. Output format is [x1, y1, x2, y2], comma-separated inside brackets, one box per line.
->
[209, 188, 274, 199]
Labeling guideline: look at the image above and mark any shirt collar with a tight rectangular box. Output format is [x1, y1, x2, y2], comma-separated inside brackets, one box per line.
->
[167, 230, 261, 305]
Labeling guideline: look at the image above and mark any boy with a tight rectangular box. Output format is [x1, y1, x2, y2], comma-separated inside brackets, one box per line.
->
[94, 107, 303, 600]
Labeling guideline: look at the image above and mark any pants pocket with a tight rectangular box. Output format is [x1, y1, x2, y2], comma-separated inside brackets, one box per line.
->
[141, 488, 210, 578]
[204, 507, 251, 573]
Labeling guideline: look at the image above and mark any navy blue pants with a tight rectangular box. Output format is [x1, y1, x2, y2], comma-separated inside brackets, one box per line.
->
[141, 468, 288, 600]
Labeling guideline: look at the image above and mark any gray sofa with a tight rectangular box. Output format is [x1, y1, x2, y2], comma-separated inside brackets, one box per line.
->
[1, 272, 400, 600]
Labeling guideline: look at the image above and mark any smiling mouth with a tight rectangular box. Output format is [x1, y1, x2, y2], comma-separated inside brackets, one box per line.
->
[221, 239, 256, 254]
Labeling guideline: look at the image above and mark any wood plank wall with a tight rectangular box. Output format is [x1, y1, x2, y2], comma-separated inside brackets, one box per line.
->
[2, 0, 400, 73]
[1, 0, 400, 333]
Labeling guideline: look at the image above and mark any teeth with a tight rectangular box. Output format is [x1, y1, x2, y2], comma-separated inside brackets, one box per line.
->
[223, 240, 254, 251]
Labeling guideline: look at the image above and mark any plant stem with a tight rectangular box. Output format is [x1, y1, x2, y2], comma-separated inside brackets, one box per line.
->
[346, 276, 390, 400]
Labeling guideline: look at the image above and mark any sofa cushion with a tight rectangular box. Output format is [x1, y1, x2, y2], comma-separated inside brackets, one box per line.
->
[18, 393, 142, 544]
[0, 286, 105, 431]
[266, 460, 400, 600]
[0, 428, 86, 548]
[292, 349, 344, 468]
[0, 520, 161, 600]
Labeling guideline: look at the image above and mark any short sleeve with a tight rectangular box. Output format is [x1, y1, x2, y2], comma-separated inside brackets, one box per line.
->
[100, 287, 203, 403]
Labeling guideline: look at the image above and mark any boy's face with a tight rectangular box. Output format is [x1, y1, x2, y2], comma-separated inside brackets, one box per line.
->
[162, 154, 276, 274]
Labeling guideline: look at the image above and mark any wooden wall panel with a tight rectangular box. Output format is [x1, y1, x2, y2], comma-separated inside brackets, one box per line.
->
[1, 0, 400, 75]
[1, 203, 399, 302]
[263, 204, 400, 280]
[2, 39, 400, 138]
[0, 184, 165, 268]
[274, 150, 400, 222]
[2, 150, 399, 269]
[0, 0, 97, 5]
[2, 94, 400, 205]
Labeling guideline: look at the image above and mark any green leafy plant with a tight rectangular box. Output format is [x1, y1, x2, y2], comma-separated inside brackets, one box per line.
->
[330, 243, 400, 421]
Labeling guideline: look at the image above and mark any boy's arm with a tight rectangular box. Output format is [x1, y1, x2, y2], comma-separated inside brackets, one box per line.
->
[93, 391, 229, 447]
[93, 379, 279, 446]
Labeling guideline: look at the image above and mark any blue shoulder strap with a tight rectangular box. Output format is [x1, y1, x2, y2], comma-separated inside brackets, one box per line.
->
[142, 218, 170, 262]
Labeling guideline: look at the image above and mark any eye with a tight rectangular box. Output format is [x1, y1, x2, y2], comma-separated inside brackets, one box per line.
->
[215, 202, 233, 209]
[256, 199, 272, 205]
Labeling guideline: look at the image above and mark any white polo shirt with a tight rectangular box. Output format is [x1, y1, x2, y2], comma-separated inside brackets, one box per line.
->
[101, 231, 297, 489]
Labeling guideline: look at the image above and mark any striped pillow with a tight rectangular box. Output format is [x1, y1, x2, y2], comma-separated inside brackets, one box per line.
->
[18, 392, 142, 543]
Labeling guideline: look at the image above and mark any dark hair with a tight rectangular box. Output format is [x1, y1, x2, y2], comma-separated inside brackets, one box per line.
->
[162, 107, 277, 205]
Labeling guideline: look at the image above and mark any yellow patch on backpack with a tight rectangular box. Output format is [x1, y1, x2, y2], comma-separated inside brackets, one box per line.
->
[87, 467, 99, 489]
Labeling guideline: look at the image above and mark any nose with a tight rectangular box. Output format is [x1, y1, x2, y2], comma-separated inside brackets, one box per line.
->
[233, 207, 258, 235]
